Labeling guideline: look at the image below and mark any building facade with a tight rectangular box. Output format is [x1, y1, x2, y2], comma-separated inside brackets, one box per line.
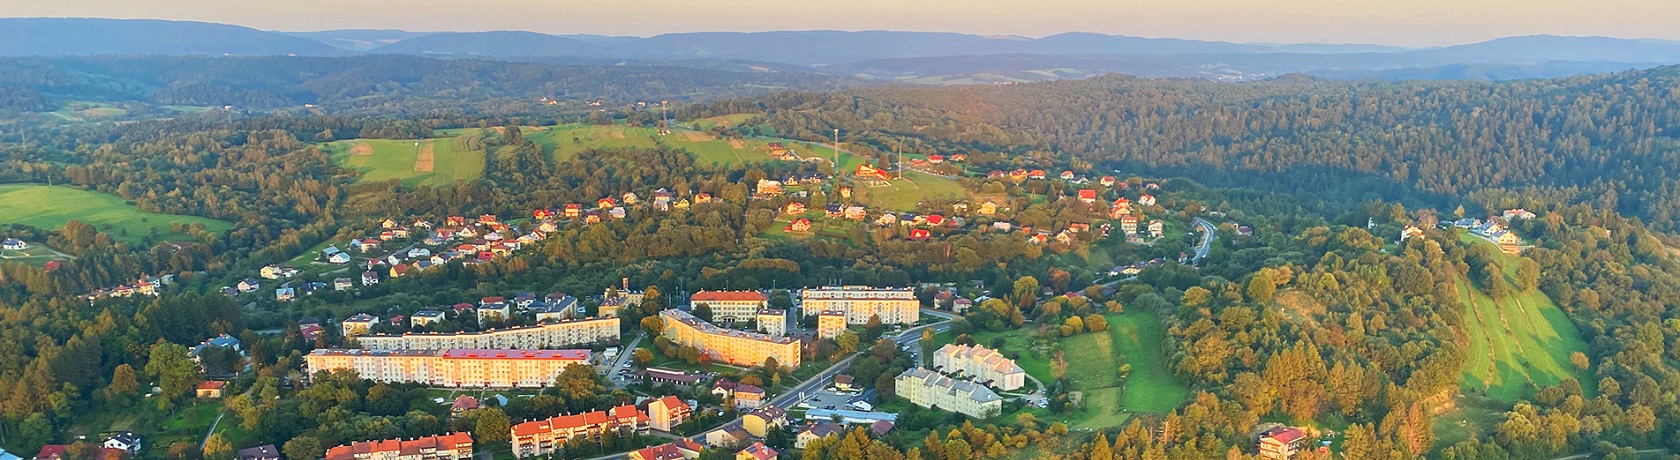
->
[755, 309, 787, 337]
[357, 318, 619, 351]
[930, 344, 1026, 391]
[894, 368, 1002, 419]
[800, 287, 919, 325]
[689, 291, 768, 323]
[510, 405, 649, 458]
[648, 395, 692, 432]
[816, 310, 847, 340]
[305, 349, 592, 388]
[659, 310, 801, 368]
[324, 433, 474, 460]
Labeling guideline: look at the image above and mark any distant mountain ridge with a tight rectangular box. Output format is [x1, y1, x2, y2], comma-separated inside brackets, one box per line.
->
[5, 18, 1680, 82]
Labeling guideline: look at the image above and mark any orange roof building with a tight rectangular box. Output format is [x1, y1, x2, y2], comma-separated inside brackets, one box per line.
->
[511, 405, 649, 458]
[689, 290, 769, 323]
[324, 433, 474, 460]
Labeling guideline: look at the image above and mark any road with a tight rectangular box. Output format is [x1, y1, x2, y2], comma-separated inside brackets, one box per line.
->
[1546, 448, 1665, 460]
[605, 333, 645, 389]
[202, 411, 226, 446]
[1190, 218, 1216, 265]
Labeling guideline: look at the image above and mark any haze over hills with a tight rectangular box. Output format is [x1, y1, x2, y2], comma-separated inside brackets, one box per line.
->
[5, 18, 1680, 82]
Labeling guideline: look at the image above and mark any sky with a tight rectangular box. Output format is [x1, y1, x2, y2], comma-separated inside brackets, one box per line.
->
[3, 0, 1679, 47]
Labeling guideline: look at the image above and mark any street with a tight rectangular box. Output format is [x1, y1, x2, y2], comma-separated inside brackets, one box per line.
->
[1191, 217, 1216, 265]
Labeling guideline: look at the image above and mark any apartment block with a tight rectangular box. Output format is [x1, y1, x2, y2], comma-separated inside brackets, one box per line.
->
[510, 405, 650, 458]
[690, 291, 767, 323]
[895, 368, 1002, 419]
[800, 287, 919, 325]
[659, 310, 801, 368]
[755, 309, 787, 337]
[305, 348, 591, 388]
[324, 433, 474, 460]
[357, 317, 619, 351]
[930, 343, 1026, 391]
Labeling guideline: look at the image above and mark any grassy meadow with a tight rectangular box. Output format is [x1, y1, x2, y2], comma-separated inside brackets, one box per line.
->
[1455, 233, 1594, 401]
[325, 137, 486, 187]
[0, 184, 232, 244]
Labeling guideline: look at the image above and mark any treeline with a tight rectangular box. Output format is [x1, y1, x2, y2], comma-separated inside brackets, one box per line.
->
[702, 65, 1680, 232]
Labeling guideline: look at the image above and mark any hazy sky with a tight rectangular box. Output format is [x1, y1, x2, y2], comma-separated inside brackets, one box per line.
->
[4, 0, 1679, 46]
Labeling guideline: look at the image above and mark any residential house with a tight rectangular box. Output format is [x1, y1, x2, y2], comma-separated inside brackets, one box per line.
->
[324, 433, 473, 460]
[844, 206, 867, 220]
[786, 218, 813, 233]
[362, 270, 380, 286]
[1100, 176, 1117, 187]
[991, 222, 1013, 232]
[855, 164, 890, 181]
[1148, 220, 1164, 238]
[103, 432, 141, 454]
[389, 264, 411, 279]
[260, 265, 284, 279]
[1059, 170, 1075, 180]
[736, 443, 777, 460]
[755, 179, 785, 196]
[1138, 194, 1157, 207]
[909, 229, 931, 240]
[649, 395, 692, 432]
[895, 368, 1003, 419]
[623, 192, 640, 206]
[1027, 170, 1047, 180]
[733, 384, 766, 409]
[1400, 226, 1425, 242]
[598, 198, 617, 209]
[1121, 216, 1139, 236]
[196, 381, 226, 398]
[628, 444, 686, 460]
[477, 302, 511, 324]
[410, 310, 446, 328]
[276, 287, 296, 301]
[1258, 426, 1306, 459]
[564, 204, 583, 218]
[1078, 189, 1097, 203]
[876, 213, 898, 226]
[742, 407, 787, 438]
[450, 395, 479, 417]
[343, 313, 378, 336]
[510, 406, 648, 458]
[1, 238, 27, 250]
[237, 278, 261, 293]
[335, 278, 354, 291]
[795, 423, 843, 449]
[706, 426, 751, 448]
[236, 445, 280, 460]
[950, 153, 966, 162]
[834, 374, 855, 391]
[1109, 198, 1132, 218]
[1502, 209, 1537, 220]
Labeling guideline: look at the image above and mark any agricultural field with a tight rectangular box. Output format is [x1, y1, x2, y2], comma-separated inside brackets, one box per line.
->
[853, 171, 967, 212]
[0, 184, 232, 244]
[525, 123, 860, 168]
[1455, 233, 1594, 402]
[325, 137, 486, 187]
[690, 113, 759, 130]
[0, 244, 74, 268]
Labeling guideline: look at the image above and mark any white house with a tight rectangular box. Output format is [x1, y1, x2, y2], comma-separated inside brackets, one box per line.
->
[2, 238, 28, 250]
[103, 431, 141, 453]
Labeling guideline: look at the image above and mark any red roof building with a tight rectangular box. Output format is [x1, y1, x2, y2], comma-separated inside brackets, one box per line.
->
[323, 433, 474, 460]
[1078, 189, 1098, 203]
[1258, 426, 1306, 459]
[511, 406, 648, 458]
[909, 229, 931, 240]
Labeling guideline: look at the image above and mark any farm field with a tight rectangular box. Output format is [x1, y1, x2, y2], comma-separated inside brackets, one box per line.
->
[325, 138, 486, 187]
[1455, 233, 1594, 402]
[0, 244, 73, 268]
[525, 123, 861, 168]
[854, 171, 967, 212]
[690, 113, 759, 130]
[0, 184, 232, 244]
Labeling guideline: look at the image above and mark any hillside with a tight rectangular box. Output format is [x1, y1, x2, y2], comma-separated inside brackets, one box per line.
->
[0, 18, 345, 56]
[372, 31, 608, 58]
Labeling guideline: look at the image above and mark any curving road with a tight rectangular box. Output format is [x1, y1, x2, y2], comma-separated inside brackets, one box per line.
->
[1191, 218, 1216, 265]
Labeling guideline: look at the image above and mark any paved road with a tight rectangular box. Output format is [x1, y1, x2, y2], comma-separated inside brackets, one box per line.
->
[1191, 218, 1216, 265]
[605, 333, 645, 389]
[202, 411, 226, 446]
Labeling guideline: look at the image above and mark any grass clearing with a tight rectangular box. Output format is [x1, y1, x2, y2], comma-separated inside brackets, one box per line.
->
[690, 113, 759, 130]
[855, 171, 966, 212]
[0, 184, 232, 244]
[1108, 310, 1190, 412]
[325, 138, 486, 187]
[0, 244, 73, 268]
[1455, 233, 1594, 402]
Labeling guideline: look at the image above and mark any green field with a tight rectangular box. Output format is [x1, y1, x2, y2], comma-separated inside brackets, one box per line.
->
[1456, 234, 1594, 401]
[0, 244, 73, 268]
[690, 113, 759, 130]
[855, 171, 967, 212]
[525, 123, 861, 168]
[326, 137, 487, 187]
[0, 185, 233, 244]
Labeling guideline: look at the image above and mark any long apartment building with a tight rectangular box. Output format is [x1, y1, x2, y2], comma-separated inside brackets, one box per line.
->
[510, 405, 649, 458]
[325, 433, 474, 460]
[930, 343, 1026, 391]
[800, 286, 919, 325]
[659, 310, 801, 368]
[895, 367, 1003, 419]
[305, 348, 591, 388]
[357, 317, 620, 351]
[689, 290, 767, 323]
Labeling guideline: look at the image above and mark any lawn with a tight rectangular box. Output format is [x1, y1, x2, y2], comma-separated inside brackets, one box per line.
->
[0, 184, 233, 244]
[1455, 234, 1594, 401]
[1107, 310, 1190, 413]
[523, 125, 663, 161]
[855, 171, 967, 212]
[689, 113, 759, 130]
[325, 137, 486, 187]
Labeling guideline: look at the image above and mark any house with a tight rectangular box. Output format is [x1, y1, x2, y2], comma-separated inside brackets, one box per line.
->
[450, 395, 479, 417]
[926, 214, 946, 226]
[33, 445, 68, 460]
[844, 206, 867, 220]
[388, 264, 411, 278]
[446, 215, 466, 227]
[870, 420, 894, 436]
[1, 238, 26, 250]
[1027, 233, 1049, 245]
[950, 153, 966, 162]
[196, 380, 226, 398]
[343, 313, 378, 336]
[103, 432, 141, 454]
[1008, 169, 1028, 182]
[237, 279, 261, 293]
[756, 179, 785, 196]
[742, 407, 787, 437]
[623, 192, 640, 205]
[477, 214, 499, 224]
[927, 154, 945, 164]
[695, 193, 715, 204]
[275, 287, 296, 301]
[834, 374, 855, 391]
[598, 197, 617, 209]
[1121, 216, 1139, 236]
[609, 207, 627, 220]
[1027, 170, 1047, 180]
[783, 202, 807, 215]
[334, 278, 354, 291]
[1258, 426, 1306, 459]
[736, 442, 778, 460]
[628, 444, 686, 460]
[909, 229, 931, 241]
[787, 219, 813, 233]
[706, 426, 751, 448]
[411, 310, 447, 328]
[876, 213, 898, 226]
[259, 265, 284, 279]
[1502, 208, 1537, 220]
[357, 238, 382, 253]
[1054, 230, 1075, 245]
[1059, 170, 1076, 180]
[1496, 231, 1521, 245]
[733, 384, 766, 409]
[1138, 194, 1157, 207]
[855, 164, 890, 181]
[1100, 176, 1117, 187]
[409, 248, 432, 259]
[1148, 220, 1165, 238]
[1400, 226, 1425, 241]
[236, 445, 280, 460]
[1109, 198, 1132, 219]
[361, 270, 380, 286]
[795, 423, 844, 449]
[649, 395, 693, 432]
[478, 302, 511, 324]
[564, 204, 584, 219]
[1078, 189, 1097, 203]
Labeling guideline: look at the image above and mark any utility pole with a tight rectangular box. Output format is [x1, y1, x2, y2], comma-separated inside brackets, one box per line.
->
[832, 128, 840, 171]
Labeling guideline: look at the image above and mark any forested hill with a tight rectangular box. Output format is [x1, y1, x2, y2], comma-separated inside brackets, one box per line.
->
[0, 55, 866, 116]
[730, 65, 1680, 230]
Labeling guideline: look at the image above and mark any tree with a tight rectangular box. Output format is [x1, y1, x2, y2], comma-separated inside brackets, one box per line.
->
[1084, 314, 1108, 332]
[475, 408, 512, 446]
[1514, 258, 1541, 292]
[693, 303, 715, 322]
[836, 331, 860, 354]
[1013, 276, 1040, 309]
[283, 436, 323, 460]
[145, 342, 199, 409]
[641, 316, 664, 335]
[204, 433, 233, 460]
[1246, 274, 1276, 303]
[1569, 352, 1590, 370]
[633, 348, 655, 368]
[105, 363, 140, 405]
[920, 328, 936, 356]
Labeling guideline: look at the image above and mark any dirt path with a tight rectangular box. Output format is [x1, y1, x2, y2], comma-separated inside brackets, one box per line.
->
[414, 141, 435, 172]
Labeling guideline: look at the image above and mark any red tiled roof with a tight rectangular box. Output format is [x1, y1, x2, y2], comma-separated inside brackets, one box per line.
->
[691, 290, 766, 302]
[1263, 427, 1305, 444]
